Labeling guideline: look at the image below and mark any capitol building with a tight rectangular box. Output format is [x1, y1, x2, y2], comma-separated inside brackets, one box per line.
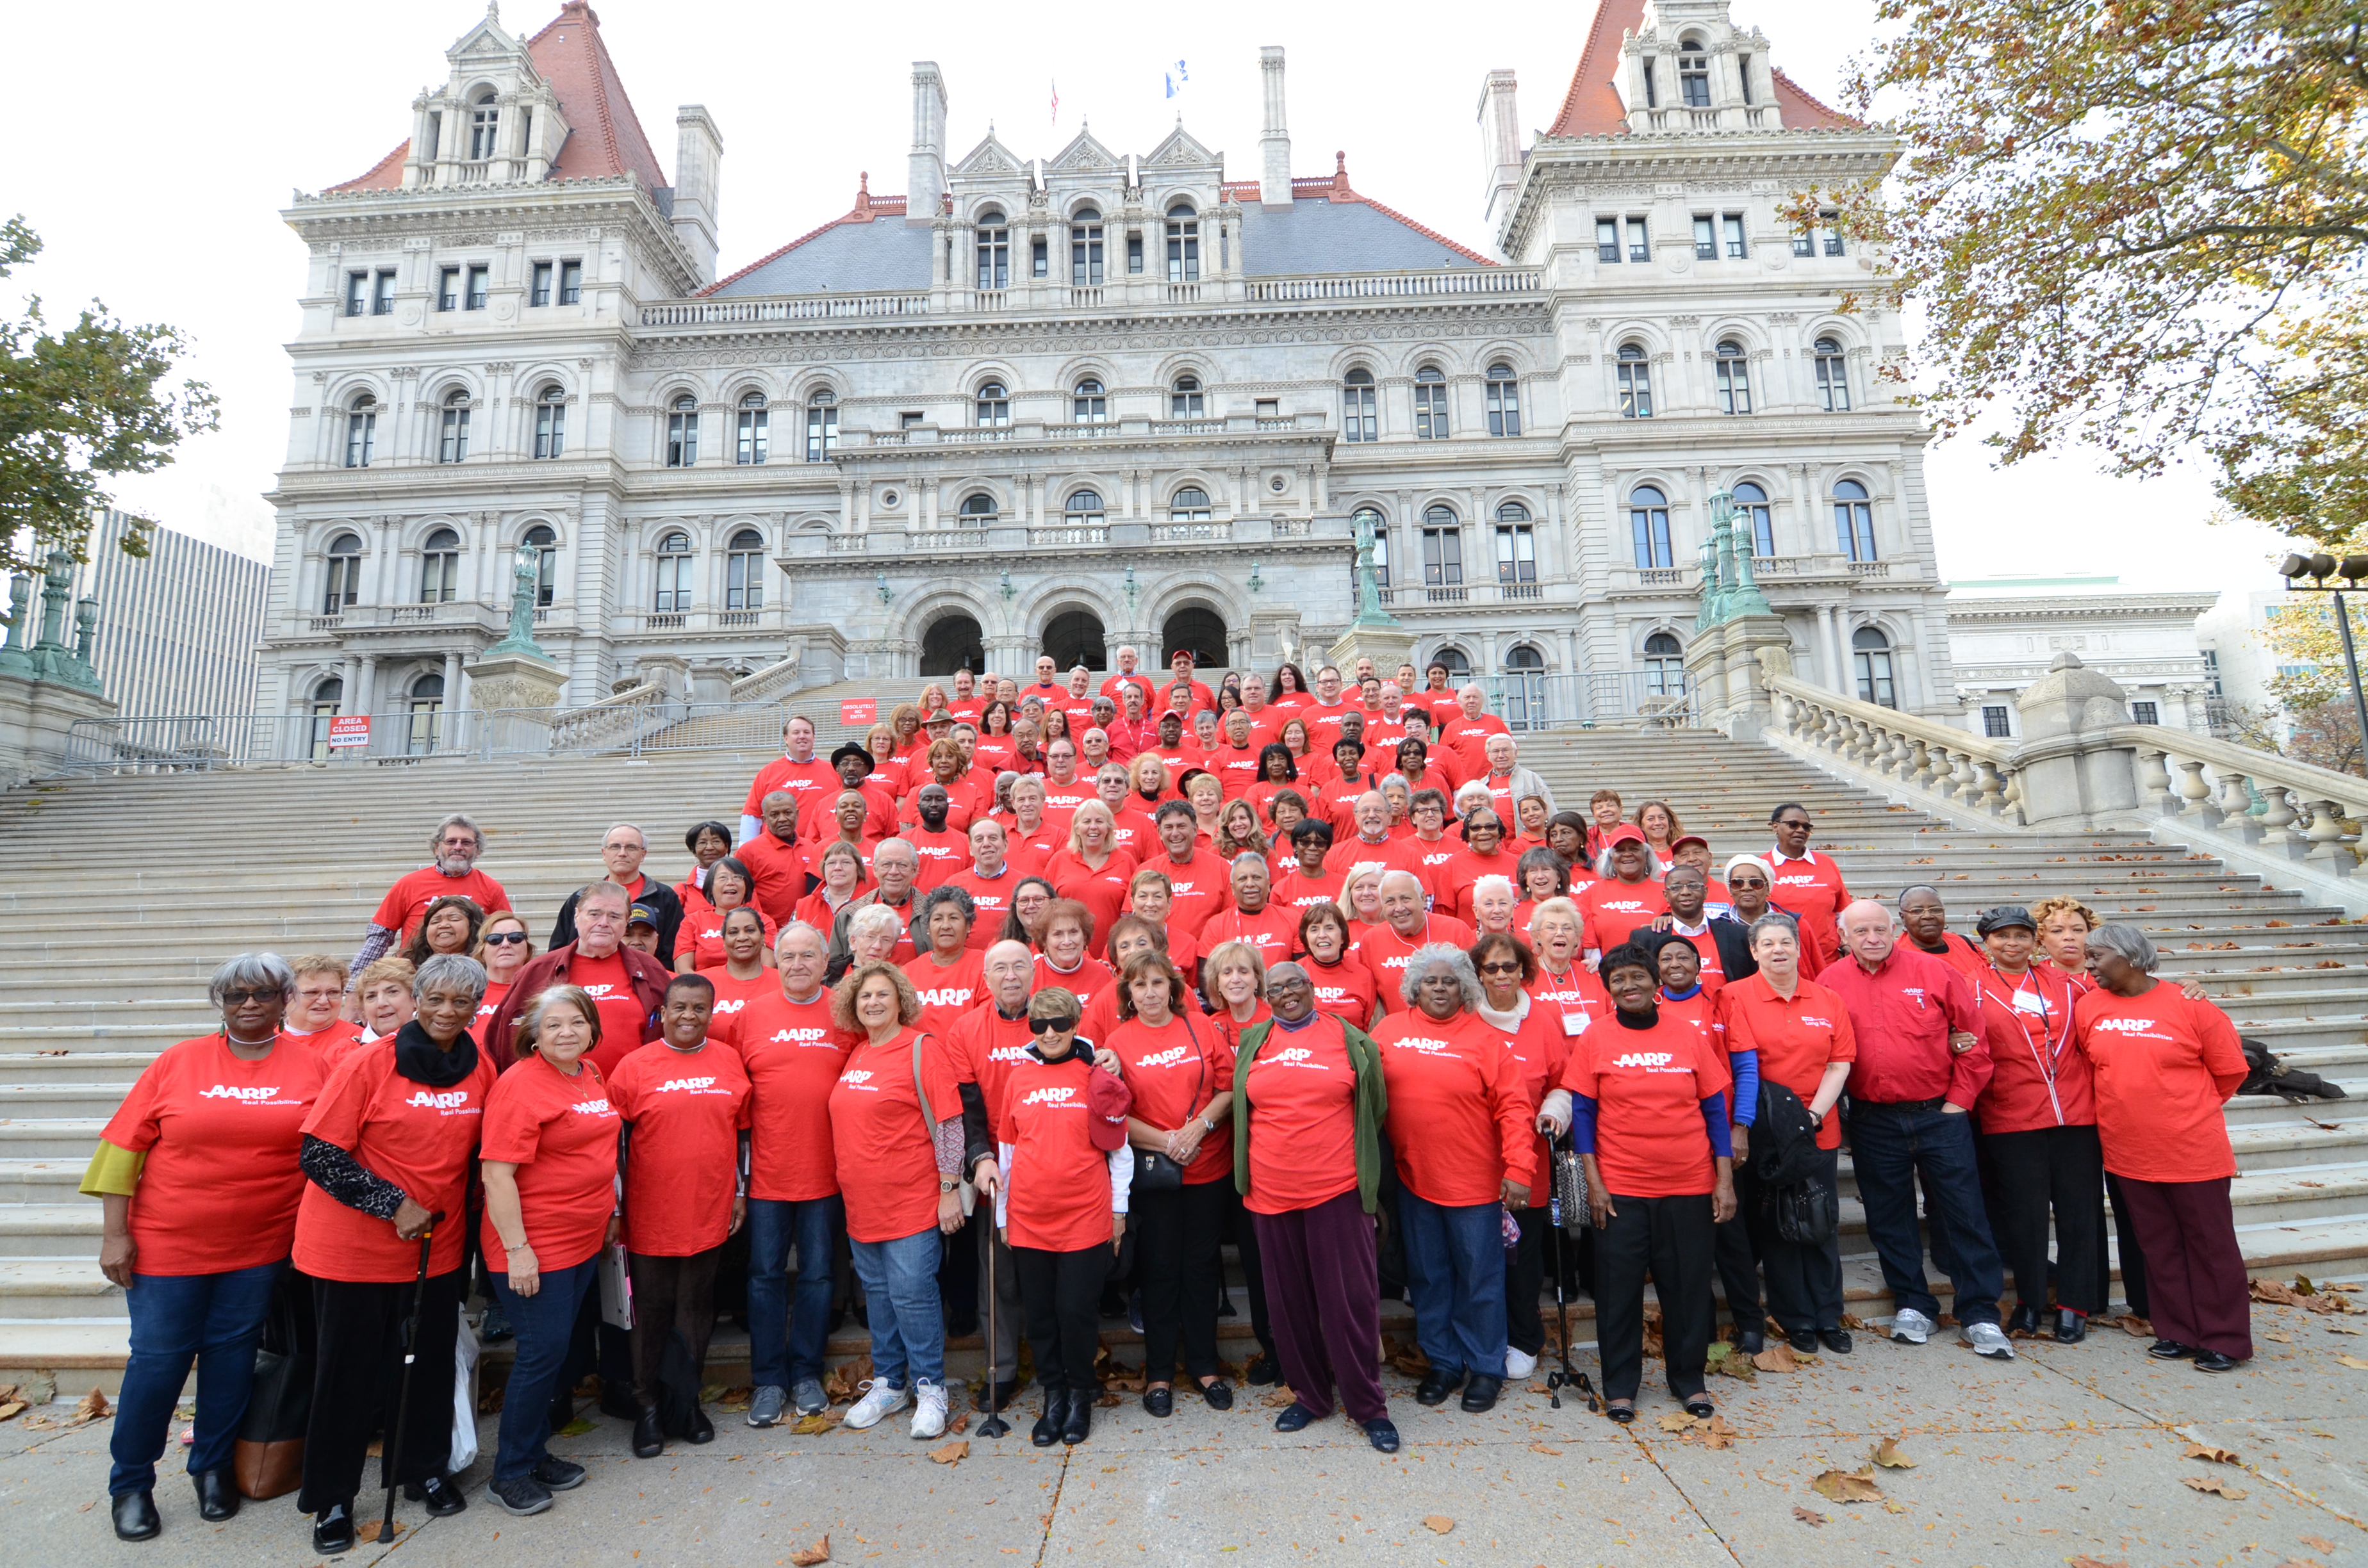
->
[262, 0, 1950, 739]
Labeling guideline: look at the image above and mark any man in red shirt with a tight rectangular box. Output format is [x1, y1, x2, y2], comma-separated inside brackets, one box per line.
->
[1163, 649, 1217, 715]
[945, 819, 1024, 949]
[482, 880, 670, 1073]
[1144, 801, 1230, 938]
[1096, 764, 1159, 860]
[1099, 644, 1157, 712]
[901, 785, 969, 891]
[353, 812, 513, 977]
[1147, 709, 1195, 783]
[1199, 854, 1302, 968]
[1413, 663, 1462, 730]
[1399, 788, 1461, 904]
[1324, 792, 1418, 885]
[946, 939, 1039, 1406]
[741, 715, 835, 844]
[1235, 674, 1284, 751]
[738, 792, 815, 926]
[1206, 709, 1265, 801]
[1438, 685, 1511, 775]
[1301, 665, 1355, 755]
[1026, 655, 1065, 704]
[1103, 682, 1155, 762]
[946, 668, 985, 725]
[1038, 739, 1096, 833]
[1768, 803, 1852, 975]
[1359, 871, 1476, 1015]
[1058, 666, 1098, 734]
[1820, 898, 2009, 1358]
[798, 743, 896, 846]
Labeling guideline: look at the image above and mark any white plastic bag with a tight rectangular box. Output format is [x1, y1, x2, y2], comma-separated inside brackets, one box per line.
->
[448, 1307, 481, 1473]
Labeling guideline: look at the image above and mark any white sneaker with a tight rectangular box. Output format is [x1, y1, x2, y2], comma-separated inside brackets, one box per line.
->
[842, 1378, 910, 1430]
[1889, 1308, 1934, 1346]
[1961, 1321, 2016, 1360]
[1504, 1348, 1539, 1379]
[910, 1378, 949, 1439]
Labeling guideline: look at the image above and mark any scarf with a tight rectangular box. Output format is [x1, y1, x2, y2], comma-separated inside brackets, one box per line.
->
[393, 1018, 479, 1088]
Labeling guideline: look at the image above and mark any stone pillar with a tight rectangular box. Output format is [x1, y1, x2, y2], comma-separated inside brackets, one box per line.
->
[340, 653, 363, 714]
[1716, 612, 1791, 738]
[1815, 602, 1843, 694]
[441, 649, 463, 745]
[358, 655, 380, 719]
[2010, 652, 2141, 829]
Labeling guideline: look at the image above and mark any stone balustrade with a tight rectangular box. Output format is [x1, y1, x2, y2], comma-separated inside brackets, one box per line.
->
[2123, 728, 2366, 869]
[1759, 651, 2027, 824]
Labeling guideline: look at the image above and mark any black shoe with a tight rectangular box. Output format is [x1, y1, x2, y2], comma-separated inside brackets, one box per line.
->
[193, 1467, 239, 1521]
[488, 1475, 553, 1517]
[948, 1312, 980, 1340]
[111, 1489, 160, 1542]
[632, 1406, 664, 1458]
[1734, 1328, 1765, 1355]
[1142, 1384, 1173, 1418]
[2054, 1310, 2088, 1344]
[1787, 1328, 1818, 1355]
[598, 1390, 642, 1423]
[1361, 1417, 1401, 1453]
[1459, 1374, 1502, 1413]
[2007, 1303, 2044, 1337]
[1196, 1377, 1233, 1411]
[1414, 1367, 1465, 1406]
[2193, 1349, 2239, 1373]
[1032, 1389, 1069, 1447]
[312, 1501, 356, 1555]
[533, 1454, 587, 1491]
[2148, 1339, 2198, 1360]
[1818, 1328, 1854, 1355]
[988, 1378, 1019, 1412]
[1274, 1402, 1317, 1433]
[403, 1473, 468, 1516]
[686, 1405, 715, 1444]
[1062, 1392, 1092, 1446]
[1246, 1353, 1281, 1387]
[1098, 1287, 1128, 1319]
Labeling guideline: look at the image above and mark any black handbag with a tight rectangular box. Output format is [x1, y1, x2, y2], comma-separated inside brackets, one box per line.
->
[1131, 1013, 1208, 1193]
[1772, 1176, 1839, 1246]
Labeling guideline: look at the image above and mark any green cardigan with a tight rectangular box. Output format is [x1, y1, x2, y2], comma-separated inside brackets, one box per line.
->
[1231, 1015, 1388, 1215]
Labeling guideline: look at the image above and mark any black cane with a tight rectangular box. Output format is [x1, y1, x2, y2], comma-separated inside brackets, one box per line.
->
[1545, 1152, 1597, 1413]
[975, 1218, 1010, 1439]
[380, 1211, 446, 1542]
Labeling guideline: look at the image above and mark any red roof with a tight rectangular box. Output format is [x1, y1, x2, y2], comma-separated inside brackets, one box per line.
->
[326, 1, 667, 193]
[1546, 0, 1864, 137]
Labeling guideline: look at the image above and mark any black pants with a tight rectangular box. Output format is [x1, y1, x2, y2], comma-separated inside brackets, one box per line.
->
[1713, 1199, 1761, 1332]
[1506, 1207, 1550, 1355]
[1594, 1192, 1714, 1403]
[299, 1269, 465, 1513]
[1219, 1180, 1276, 1362]
[1979, 1124, 2106, 1317]
[629, 1247, 723, 1407]
[1743, 1147, 1845, 1335]
[2106, 1171, 2150, 1318]
[1014, 1244, 1108, 1393]
[1133, 1180, 1225, 1384]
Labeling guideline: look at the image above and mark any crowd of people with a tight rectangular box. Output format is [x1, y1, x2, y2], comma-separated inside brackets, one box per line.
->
[85, 648, 2257, 1545]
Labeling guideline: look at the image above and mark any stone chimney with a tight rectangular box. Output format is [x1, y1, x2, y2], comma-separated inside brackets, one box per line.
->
[1258, 47, 1292, 211]
[1477, 70, 1522, 247]
[909, 62, 948, 225]
[671, 105, 723, 286]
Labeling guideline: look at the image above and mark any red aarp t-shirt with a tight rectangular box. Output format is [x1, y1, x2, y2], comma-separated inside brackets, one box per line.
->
[1474, 1004, 1570, 1203]
[904, 948, 988, 1035]
[743, 755, 839, 821]
[712, 990, 853, 1202]
[1370, 1009, 1533, 1206]
[996, 1055, 1120, 1253]
[1032, 954, 1117, 1021]
[373, 866, 511, 944]
[946, 1005, 1035, 1126]
[609, 1040, 752, 1256]
[1301, 955, 1377, 1032]
[944, 866, 1022, 951]
[296, 1038, 500, 1282]
[1240, 1015, 1360, 1215]
[1357, 915, 1477, 1016]
[1108, 1012, 1235, 1185]
[565, 950, 652, 1080]
[830, 1027, 964, 1243]
[1147, 853, 1231, 938]
[1559, 1012, 1725, 1199]
[2073, 984, 2247, 1182]
[1581, 878, 1670, 954]
[479, 1054, 621, 1271]
[1199, 902, 1302, 970]
[1046, 848, 1138, 957]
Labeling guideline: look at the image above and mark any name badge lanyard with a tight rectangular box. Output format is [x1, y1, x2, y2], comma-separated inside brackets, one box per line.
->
[1987, 965, 2067, 1124]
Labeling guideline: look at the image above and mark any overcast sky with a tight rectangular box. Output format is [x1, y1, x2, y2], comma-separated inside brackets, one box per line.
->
[0, 0, 2290, 600]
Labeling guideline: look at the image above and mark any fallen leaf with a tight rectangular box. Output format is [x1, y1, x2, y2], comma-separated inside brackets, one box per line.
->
[948, 1411, 971, 1434]
[788, 1535, 831, 1566]
[1882, 1499, 1910, 1514]
[1811, 1468, 1884, 1503]
[1529, 1443, 1563, 1455]
[2182, 1474, 2249, 1499]
[2303, 1536, 2339, 1554]
[1791, 1505, 1827, 1527]
[0, 1401, 23, 1422]
[824, 1355, 874, 1405]
[1752, 1342, 1798, 1373]
[1265, 1388, 1299, 1407]
[1838, 1312, 1866, 1330]
[2333, 1354, 2368, 1371]
[1422, 1516, 1454, 1535]
[72, 1388, 111, 1423]
[557, 1417, 596, 1435]
[359, 1519, 405, 1543]
[715, 1385, 754, 1412]
[2183, 1441, 2240, 1464]
[2116, 1313, 2153, 1337]
[790, 1412, 840, 1435]
[1871, 1437, 1916, 1469]
[928, 1440, 969, 1466]
[1656, 1411, 1700, 1432]
[2330, 1324, 2364, 1335]
[1698, 1415, 1737, 1450]
[2068, 1557, 2130, 1568]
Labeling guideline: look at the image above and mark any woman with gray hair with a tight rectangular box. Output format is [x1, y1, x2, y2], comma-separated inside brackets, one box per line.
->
[85, 954, 329, 1541]
[2073, 923, 2253, 1372]
[846, 902, 907, 969]
[292, 951, 497, 1548]
[1368, 944, 1533, 1414]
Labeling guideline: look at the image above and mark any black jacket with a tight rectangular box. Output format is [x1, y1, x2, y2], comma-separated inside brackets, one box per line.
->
[549, 879, 685, 967]
[1706, 915, 1758, 984]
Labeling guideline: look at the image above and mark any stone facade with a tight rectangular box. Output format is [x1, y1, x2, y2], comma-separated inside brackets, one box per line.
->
[259, 0, 1953, 729]
[1945, 579, 2221, 739]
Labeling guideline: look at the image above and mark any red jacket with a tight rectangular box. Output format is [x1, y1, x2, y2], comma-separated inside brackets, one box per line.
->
[1817, 943, 1986, 1109]
[480, 942, 672, 1065]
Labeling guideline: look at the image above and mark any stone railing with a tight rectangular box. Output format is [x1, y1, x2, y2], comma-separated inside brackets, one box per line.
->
[1244, 270, 1542, 301]
[1761, 651, 2027, 824]
[730, 652, 803, 703]
[2124, 728, 2367, 868]
[642, 293, 931, 327]
[547, 677, 671, 753]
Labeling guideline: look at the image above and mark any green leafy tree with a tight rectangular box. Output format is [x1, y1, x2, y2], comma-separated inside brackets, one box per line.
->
[0, 214, 218, 578]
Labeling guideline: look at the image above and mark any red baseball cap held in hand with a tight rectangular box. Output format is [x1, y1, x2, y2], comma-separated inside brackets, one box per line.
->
[1087, 1061, 1133, 1152]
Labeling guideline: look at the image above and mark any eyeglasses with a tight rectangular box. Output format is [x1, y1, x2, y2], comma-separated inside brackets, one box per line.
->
[219, 988, 281, 1006]
[1028, 1015, 1080, 1034]
[483, 931, 530, 945]
[1478, 961, 1525, 976]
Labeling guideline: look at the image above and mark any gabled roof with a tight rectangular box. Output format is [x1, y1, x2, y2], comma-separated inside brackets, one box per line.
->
[325, 1, 668, 193]
[1233, 155, 1493, 272]
[703, 176, 926, 297]
[1545, 0, 1864, 137]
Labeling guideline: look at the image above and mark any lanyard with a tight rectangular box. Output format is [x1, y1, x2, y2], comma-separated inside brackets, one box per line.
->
[1983, 964, 2068, 1123]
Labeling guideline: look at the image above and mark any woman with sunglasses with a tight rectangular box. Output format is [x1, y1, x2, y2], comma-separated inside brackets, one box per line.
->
[473, 912, 534, 1029]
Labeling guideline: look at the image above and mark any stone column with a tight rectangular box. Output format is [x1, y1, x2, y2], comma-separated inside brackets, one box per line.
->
[1815, 602, 1843, 694]
[358, 655, 380, 721]
[2010, 652, 2141, 829]
[442, 649, 463, 742]
[340, 653, 363, 714]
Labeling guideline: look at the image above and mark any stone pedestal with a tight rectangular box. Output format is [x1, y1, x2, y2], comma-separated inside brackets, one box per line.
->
[2011, 652, 2140, 828]
[0, 672, 119, 790]
[1329, 621, 1417, 683]
[1690, 613, 1793, 738]
[688, 660, 737, 705]
[468, 649, 569, 714]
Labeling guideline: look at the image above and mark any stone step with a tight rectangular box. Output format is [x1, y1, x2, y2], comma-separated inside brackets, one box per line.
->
[0, 1118, 109, 1159]
[0, 1205, 101, 1255]
[0, 1159, 86, 1204]
[0, 1052, 167, 1084]
[0, 1259, 120, 1318]
[0, 1084, 144, 1120]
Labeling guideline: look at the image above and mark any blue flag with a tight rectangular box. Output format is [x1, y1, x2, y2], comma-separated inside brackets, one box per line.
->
[1165, 60, 1188, 99]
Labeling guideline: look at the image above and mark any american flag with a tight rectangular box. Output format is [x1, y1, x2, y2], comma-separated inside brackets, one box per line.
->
[1050, 79, 1059, 124]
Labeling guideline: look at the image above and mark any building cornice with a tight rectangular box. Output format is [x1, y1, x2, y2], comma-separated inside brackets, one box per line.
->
[283, 177, 702, 298]
[1945, 593, 2221, 621]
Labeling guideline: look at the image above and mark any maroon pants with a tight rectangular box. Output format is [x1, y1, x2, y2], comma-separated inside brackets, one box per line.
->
[1252, 1191, 1388, 1425]
[2116, 1175, 2251, 1359]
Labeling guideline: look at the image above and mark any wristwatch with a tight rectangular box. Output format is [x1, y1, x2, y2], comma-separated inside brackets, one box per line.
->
[1201, 1115, 1221, 1134]
[939, 1179, 961, 1193]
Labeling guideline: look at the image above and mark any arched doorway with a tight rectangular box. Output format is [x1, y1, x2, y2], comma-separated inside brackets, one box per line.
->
[1503, 642, 1547, 731]
[1162, 607, 1228, 671]
[919, 612, 985, 677]
[1042, 608, 1106, 672]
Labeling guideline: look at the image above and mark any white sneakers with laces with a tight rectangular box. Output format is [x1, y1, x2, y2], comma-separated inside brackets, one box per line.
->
[842, 1378, 910, 1430]
[910, 1378, 950, 1439]
[1887, 1307, 1934, 1345]
[1504, 1348, 1539, 1379]
[1961, 1321, 2016, 1360]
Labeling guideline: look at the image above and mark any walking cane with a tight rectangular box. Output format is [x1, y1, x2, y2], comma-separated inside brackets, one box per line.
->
[1545, 1141, 1598, 1413]
[976, 1223, 1010, 1439]
[379, 1211, 446, 1543]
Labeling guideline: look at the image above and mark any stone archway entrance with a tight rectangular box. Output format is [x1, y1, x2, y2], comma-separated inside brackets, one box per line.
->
[1162, 607, 1228, 669]
[1042, 608, 1106, 672]
[919, 612, 986, 677]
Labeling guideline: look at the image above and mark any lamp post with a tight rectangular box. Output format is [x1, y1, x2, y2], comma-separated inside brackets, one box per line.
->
[2276, 551, 2368, 767]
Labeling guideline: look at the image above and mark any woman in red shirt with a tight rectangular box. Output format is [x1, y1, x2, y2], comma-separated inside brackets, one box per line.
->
[1046, 803, 1137, 956]
[1033, 899, 1116, 1016]
[902, 884, 986, 1036]
[1295, 903, 1377, 1030]
[1713, 914, 1854, 1355]
[473, 913, 534, 1038]
[400, 894, 486, 969]
[793, 840, 869, 936]
[1967, 905, 2101, 1341]
[480, 985, 622, 1517]
[291, 952, 498, 1546]
[1106, 953, 1236, 1416]
[84, 954, 329, 1542]
[1548, 943, 1736, 1424]
[1371, 946, 1532, 1413]
[701, 906, 781, 1022]
[678, 858, 778, 975]
[2074, 925, 2251, 1371]
[1468, 933, 1568, 1382]
[609, 975, 753, 1458]
[973, 700, 1021, 776]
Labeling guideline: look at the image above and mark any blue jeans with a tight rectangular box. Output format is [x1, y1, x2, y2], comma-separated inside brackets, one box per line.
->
[1397, 1190, 1508, 1380]
[110, 1261, 284, 1496]
[746, 1195, 844, 1388]
[1848, 1101, 2004, 1326]
[848, 1227, 944, 1391]
[490, 1259, 597, 1484]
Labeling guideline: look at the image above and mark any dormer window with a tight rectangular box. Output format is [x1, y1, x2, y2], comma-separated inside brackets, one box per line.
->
[469, 92, 500, 161]
[976, 211, 1009, 290]
[1165, 204, 1200, 282]
[1071, 208, 1104, 286]
[1679, 44, 1711, 108]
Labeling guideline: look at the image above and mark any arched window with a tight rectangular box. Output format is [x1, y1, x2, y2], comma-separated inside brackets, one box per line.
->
[1073, 378, 1106, 423]
[1433, 646, 1472, 684]
[1644, 632, 1686, 696]
[960, 492, 998, 522]
[1422, 504, 1463, 589]
[1616, 343, 1653, 418]
[532, 384, 566, 459]
[1494, 501, 1536, 586]
[1733, 481, 1774, 557]
[468, 92, 500, 161]
[1171, 375, 1203, 418]
[1679, 43, 1711, 107]
[1629, 486, 1672, 568]
[975, 381, 1009, 427]
[1413, 364, 1450, 441]
[1854, 626, 1896, 708]
[805, 391, 838, 462]
[308, 676, 344, 760]
[419, 527, 461, 603]
[1714, 340, 1752, 415]
[1169, 487, 1212, 523]
[666, 395, 698, 468]
[322, 532, 363, 614]
[523, 524, 557, 607]
[1065, 490, 1106, 527]
[437, 390, 470, 464]
[1814, 337, 1852, 411]
[976, 211, 1010, 290]
[1342, 368, 1377, 443]
[726, 527, 766, 611]
[736, 391, 769, 465]
[1505, 643, 1545, 671]
[1165, 202, 1201, 282]
[653, 530, 693, 613]
[1486, 364, 1520, 436]
[1071, 207, 1103, 285]
[1834, 478, 1876, 562]
[345, 395, 376, 469]
[407, 673, 445, 755]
